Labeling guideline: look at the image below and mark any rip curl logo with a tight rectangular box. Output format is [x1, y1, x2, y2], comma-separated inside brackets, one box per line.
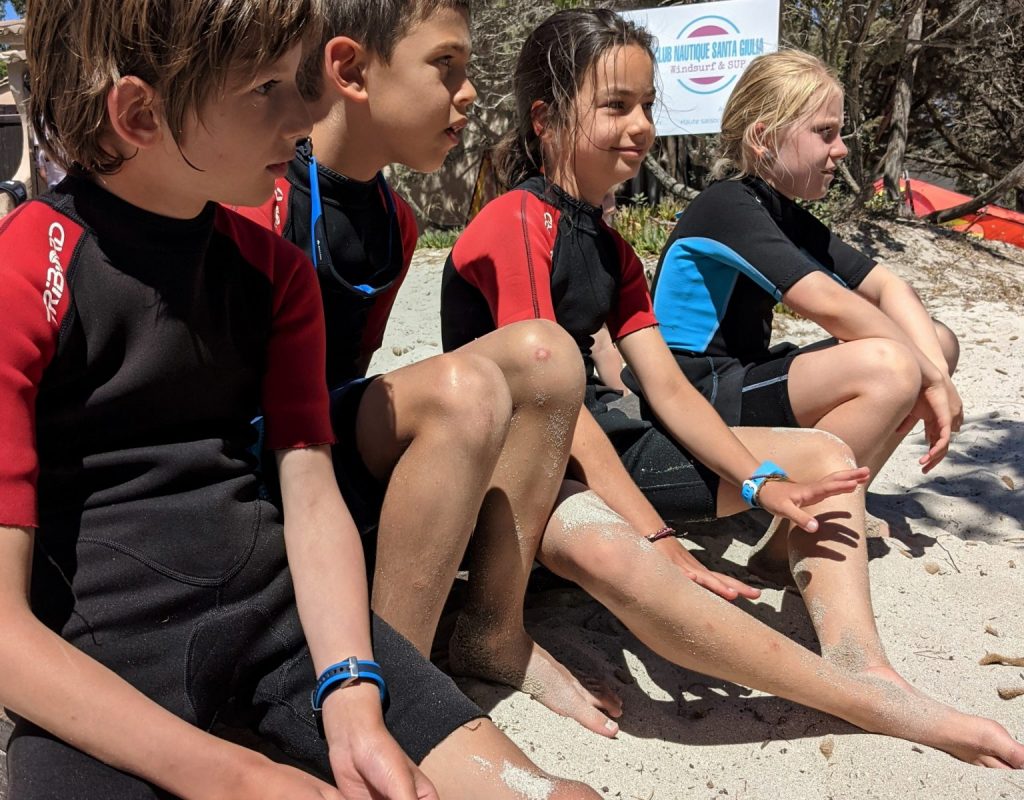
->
[544, 212, 553, 231]
[43, 222, 66, 326]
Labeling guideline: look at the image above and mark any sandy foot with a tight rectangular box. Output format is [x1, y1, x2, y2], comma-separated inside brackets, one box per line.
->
[449, 612, 623, 738]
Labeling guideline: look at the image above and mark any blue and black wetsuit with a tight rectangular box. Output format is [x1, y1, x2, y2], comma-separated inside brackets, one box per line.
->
[650, 175, 877, 426]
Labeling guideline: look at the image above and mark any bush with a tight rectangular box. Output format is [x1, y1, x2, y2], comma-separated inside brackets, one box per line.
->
[416, 227, 462, 250]
[612, 194, 681, 256]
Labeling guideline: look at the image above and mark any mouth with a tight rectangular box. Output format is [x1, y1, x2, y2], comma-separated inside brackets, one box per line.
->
[614, 146, 647, 160]
[445, 119, 468, 144]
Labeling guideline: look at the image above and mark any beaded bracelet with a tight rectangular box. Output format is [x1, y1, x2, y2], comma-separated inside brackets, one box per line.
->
[645, 526, 677, 543]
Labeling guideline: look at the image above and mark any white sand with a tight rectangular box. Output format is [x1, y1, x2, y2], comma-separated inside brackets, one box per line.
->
[370, 219, 1024, 799]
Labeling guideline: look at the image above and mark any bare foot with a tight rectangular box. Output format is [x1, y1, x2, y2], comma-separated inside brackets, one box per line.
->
[449, 613, 623, 737]
[847, 664, 1024, 769]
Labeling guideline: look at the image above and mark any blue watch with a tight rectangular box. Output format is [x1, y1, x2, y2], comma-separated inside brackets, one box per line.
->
[741, 460, 788, 509]
[311, 657, 387, 736]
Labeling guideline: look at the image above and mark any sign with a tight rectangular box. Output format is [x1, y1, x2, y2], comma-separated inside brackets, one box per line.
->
[622, 0, 780, 136]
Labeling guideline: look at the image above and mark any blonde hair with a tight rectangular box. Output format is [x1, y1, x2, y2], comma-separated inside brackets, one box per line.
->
[27, 0, 323, 175]
[712, 49, 841, 181]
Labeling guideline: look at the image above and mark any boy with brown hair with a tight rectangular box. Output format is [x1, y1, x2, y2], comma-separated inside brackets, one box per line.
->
[236, 0, 617, 743]
[0, 0, 598, 797]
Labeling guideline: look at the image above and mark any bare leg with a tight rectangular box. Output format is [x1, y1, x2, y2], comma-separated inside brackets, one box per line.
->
[442, 322, 625, 736]
[721, 428, 885, 664]
[786, 338, 920, 480]
[420, 718, 600, 799]
[358, 351, 512, 654]
[539, 476, 1024, 768]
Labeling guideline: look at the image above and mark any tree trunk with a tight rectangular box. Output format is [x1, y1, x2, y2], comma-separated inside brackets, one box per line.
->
[880, 0, 926, 211]
[642, 153, 698, 201]
[925, 159, 1024, 224]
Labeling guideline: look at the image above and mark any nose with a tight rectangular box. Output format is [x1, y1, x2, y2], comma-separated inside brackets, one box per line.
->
[283, 84, 313, 141]
[832, 133, 849, 161]
[455, 74, 477, 113]
[628, 103, 655, 140]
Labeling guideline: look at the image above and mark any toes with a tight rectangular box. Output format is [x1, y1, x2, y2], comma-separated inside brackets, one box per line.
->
[581, 676, 623, 717]
[568, 699, 619, 738]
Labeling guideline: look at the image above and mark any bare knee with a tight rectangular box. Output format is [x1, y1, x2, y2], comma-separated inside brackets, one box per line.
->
[776, 428, 859, 478]
[934, 319, 960, 376]
[426, 352, 512, 449]
[860, 338, 921, 403]
[544, 496, 648, 604]
[500, 319, 585, 405]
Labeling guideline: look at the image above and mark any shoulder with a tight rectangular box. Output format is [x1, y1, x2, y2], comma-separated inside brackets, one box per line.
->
[456, 190, 552, 254]
[214, 205, 310, 284]
[0, 198, 88, 329]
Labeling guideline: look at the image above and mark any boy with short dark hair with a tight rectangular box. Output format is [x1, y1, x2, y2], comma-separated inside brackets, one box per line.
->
[0, 1, 597, 797]
[236, 0, 617, 747]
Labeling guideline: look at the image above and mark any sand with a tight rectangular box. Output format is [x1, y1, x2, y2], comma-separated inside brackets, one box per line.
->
[369, 217, 1024, 799]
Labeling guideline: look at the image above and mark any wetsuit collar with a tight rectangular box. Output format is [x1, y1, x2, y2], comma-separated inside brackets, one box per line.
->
[58, 175, 215, 254]
[518, 176, 603, 234]
[743, 174, 792, 223]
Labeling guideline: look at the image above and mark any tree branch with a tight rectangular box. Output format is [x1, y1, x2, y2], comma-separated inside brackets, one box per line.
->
[925, 158, 1024, 223]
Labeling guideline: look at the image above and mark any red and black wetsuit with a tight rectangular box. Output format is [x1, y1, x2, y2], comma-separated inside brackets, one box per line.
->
[442, 177, 721, 522]
[0, 178, 478, 797]
[235, 147, 417, 387]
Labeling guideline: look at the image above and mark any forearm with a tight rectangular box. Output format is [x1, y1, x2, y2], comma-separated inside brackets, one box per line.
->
[874, 281, 949, 376]
[568, 407, 663, 534]
[644, 377, 761, 487]
[277, 446, 374, 673]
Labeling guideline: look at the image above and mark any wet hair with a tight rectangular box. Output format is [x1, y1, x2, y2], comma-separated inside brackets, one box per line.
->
[297, 0, 470, 101]
[493, 8, 655, 190]
[712, 48, 842, 180]
[26, 0, 322, 175]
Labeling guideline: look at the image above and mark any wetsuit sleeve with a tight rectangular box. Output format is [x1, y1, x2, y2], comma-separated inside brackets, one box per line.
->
[261, 242, 334, 450]
[607, 229, 658, 340]
[789, 202, 876, 290]
[448, 190, 557, 326]
[216, 209, 333, 449]
[0, 204, 80, 527]
[358, 190, 417, 360]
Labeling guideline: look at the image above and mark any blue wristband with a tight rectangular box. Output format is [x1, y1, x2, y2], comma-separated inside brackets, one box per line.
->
[740, 460, 788, 509]
[311, 657, 387, 710]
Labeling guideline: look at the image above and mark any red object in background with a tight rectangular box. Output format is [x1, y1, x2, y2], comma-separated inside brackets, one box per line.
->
[873, 177, 1024, 249]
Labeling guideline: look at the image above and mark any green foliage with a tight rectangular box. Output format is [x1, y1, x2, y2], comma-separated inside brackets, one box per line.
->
[416, 227, 462, 251]
[10, 0, 26, 16]
[612, 194, 680, 256]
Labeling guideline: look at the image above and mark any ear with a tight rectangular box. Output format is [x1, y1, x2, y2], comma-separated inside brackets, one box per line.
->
[323, 36, 370, 102]
[530, 100, 549, 138]
[105, 76, 163, 151]
[751, 121, 772, 160]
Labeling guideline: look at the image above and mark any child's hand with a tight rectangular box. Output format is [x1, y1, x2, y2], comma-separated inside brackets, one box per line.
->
[756, 467, 870, 533]
[898, 379, 952, 472]
[653, 536, 761, 601]
[323, 682, 438, 800]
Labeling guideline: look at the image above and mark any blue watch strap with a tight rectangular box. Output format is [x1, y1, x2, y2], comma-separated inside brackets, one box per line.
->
[311, 657, 387, 709]
[741, 460, 788, 508]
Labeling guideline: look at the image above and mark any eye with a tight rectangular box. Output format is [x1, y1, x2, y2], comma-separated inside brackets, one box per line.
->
[604, 100, 625, 110]
[253, 79, 279, 96]
[436, 55, 454, 71]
